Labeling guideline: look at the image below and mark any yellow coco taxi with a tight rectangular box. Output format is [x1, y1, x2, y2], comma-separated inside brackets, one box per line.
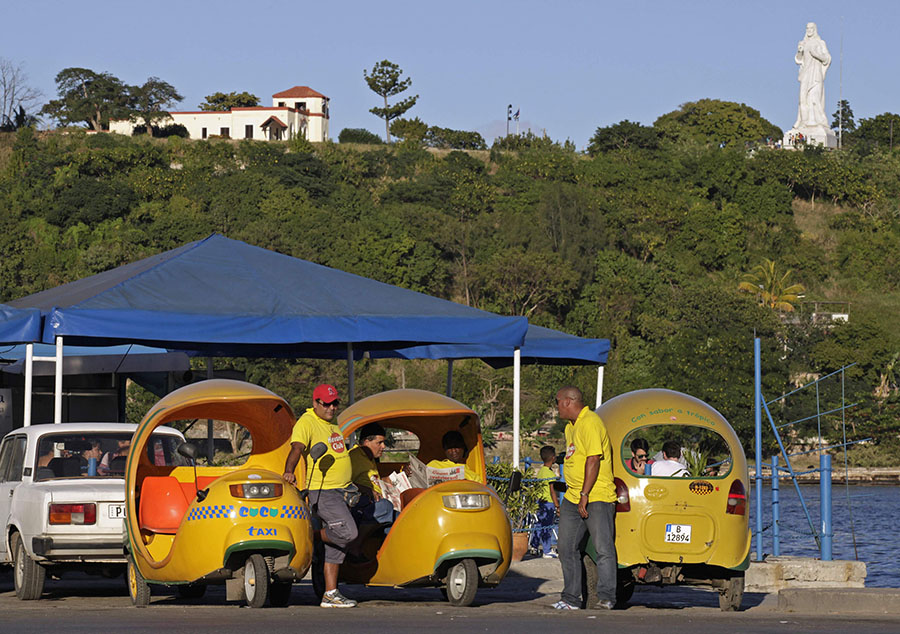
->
[329, 389, 513, 607]
[584, 389, 751, 611]
[124, 380, 314, 608]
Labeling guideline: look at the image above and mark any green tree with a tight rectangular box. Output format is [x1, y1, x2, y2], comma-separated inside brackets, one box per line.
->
[587, 120, 660, 155]
[338, 128, 383, 144]
[198, 91, 259, 111]
[127, 77, 183, 136]
[831, 99, 856, 134]
[389, 117, 428, 144]
[654, 98, 782, 147]
[738, 258, 805, 312]
[41, 67, 130, 130]
[855, 112, 900, 151]
[364, 60, 418, 143]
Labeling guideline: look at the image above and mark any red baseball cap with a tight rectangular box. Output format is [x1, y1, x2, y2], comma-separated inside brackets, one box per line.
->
[313, 384, 340, 403]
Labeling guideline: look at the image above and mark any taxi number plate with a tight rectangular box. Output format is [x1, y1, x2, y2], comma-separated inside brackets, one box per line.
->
[664, 523, 691, 543]
[108, 504, 126, 519]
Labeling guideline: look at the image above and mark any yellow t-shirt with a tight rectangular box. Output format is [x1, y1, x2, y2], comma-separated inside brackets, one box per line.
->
[426, 459, 479, 483]
[349, 445, 382, 495]
[563, 407, 616, 505]
[289, 408, 352, 490]
[536, 465, 556, 503]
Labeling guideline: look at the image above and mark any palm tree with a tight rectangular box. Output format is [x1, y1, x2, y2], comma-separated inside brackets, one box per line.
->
[738, 259, 805, 312]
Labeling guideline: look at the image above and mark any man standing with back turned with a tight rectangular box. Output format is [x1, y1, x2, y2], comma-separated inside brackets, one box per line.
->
[282, 383, 358, 608]
[553, 386, 617, 610]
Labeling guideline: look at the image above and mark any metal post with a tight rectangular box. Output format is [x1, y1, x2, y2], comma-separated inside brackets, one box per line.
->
[446, 360, 453, 398]
[24, 343, 33, 427]
[512, 347, 521, 468]
[754, 338, 764, 561]
[595, 366, 604, 409]
[820, 453, 833, 561]
[206, 358, 214, 464]
[54, 336, 63, 424]
[347, 343, 355, 405]
[772, 454, 780, 557]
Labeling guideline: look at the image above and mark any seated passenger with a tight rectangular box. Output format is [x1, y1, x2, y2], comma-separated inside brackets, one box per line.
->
[347, 423, 394, 562]
[81, 440, 102, 476]
[427, 430, 478, 482]
[349, 423, 394, 525]
[650, 440, 688, 477]
[625, 438, 653, 475]
[98, 439, 130, 476]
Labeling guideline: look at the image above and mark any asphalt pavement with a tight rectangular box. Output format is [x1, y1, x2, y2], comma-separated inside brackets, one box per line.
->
[2, 556, 900, 633]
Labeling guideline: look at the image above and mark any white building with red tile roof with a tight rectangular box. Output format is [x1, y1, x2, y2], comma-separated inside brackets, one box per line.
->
[109, 85, 330, 142]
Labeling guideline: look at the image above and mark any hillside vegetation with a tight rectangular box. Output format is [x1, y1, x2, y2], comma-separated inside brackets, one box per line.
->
[1, 118, 898, 459]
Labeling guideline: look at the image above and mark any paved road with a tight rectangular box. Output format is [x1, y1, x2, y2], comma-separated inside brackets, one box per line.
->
[3, 560, 898, 634]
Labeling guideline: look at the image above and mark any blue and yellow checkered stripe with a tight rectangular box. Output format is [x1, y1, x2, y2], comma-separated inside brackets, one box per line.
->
[187, 505, 235, 520]
[280, 505, 309, 520]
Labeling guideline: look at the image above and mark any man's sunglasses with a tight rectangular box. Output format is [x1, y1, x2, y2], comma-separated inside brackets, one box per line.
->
[316, 399, 340, 408]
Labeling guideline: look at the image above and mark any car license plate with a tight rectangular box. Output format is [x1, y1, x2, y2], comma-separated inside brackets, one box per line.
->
[664, 523, 691, 543]
[108, 504, 126, 519]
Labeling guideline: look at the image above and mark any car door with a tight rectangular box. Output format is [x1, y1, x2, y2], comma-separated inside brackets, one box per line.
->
[0, 434, 27, 562]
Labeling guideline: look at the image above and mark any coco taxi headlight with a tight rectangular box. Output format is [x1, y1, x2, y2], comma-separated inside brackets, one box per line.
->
[230, 483, 283, 499]
[442, 493, 490, 510]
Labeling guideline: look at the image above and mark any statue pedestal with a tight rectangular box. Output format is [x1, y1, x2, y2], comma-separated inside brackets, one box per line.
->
[783, 125, 837, 149]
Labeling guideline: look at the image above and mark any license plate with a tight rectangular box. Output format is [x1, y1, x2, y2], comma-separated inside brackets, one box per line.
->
[108, 504, 126, 519]
[664, 523, 691, 543]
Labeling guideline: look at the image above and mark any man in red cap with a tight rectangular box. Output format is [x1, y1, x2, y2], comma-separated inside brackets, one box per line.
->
[283, 384, 358, 607]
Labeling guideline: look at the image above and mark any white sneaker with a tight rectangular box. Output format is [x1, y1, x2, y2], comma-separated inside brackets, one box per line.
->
[552, 600, 580, 610]
[542, 552, 558, 559]
[320, 589, 357, 608]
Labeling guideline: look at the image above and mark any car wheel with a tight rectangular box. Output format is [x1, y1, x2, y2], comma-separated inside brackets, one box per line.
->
[127, 556, 151, 607]
[243, 554, 270, 608]
[175, 584, 207, 600]
[719, 572, 744, 611]
[444, 559, 478, 607]
[12, 532, 45, 601]
[269, 580, 292, 607]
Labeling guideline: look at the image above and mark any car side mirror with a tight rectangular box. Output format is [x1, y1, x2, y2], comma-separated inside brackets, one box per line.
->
[508, 470, 523, 494]
[177, 441, 198, 461]
[309, 442, 328, 461]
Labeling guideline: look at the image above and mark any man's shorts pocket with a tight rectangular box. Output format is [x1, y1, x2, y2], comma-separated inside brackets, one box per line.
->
[326, 518, 356, 545]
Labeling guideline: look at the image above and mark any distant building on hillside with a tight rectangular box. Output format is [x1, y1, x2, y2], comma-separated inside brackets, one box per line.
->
[109, 85, 330, 142]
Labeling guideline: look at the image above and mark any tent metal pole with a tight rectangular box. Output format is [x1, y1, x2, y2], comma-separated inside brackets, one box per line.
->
[54, 336, 63, 424]
[513, 347, 521, 468]
[207, 358, 214, 463]
[24, 343, 33, 427]
[596, 366, 604, 409]
[347, 343, 355, 404]
[446, 360, 453, 397]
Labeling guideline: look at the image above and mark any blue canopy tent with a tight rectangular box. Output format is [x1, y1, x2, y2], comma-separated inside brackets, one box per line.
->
[377, 324, 611, 465]
[10, 234, 528, 358]
[0, 305, 41, 344]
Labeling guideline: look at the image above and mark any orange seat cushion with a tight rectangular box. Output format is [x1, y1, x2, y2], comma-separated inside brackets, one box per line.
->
[399, 487, 425, 510]
[139, 476, 189, 534]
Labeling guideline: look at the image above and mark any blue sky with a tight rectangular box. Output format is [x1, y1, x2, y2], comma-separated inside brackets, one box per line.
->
[5, 1, 898, 148]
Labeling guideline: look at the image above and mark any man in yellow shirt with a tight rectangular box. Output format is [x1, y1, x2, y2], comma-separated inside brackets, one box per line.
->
[552, 386, 617, 611]
[426, 430, 479, 482]
[282, 384, 357, 608]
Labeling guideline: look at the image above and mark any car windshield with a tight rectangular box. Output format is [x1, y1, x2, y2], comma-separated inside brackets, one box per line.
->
[621, 425, 733, 479]
[34, 432, 188, 481]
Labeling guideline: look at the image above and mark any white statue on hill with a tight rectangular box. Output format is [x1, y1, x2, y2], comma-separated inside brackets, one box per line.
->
[784, 22, 837, 148]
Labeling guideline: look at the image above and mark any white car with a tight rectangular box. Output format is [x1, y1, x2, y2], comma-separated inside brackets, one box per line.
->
[0, 422, 185, 600]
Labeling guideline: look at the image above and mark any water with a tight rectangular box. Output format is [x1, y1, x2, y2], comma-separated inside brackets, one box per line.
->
[750, 482, 900, 588]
